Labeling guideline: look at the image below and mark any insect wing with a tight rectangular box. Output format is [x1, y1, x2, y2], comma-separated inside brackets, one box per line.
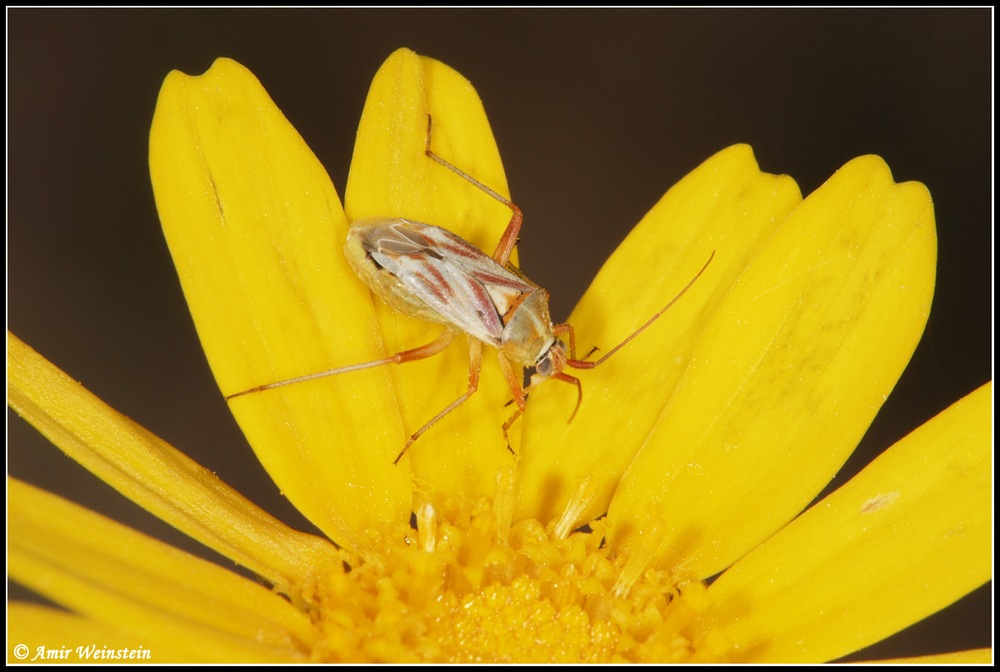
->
[366, 219, 538, 347]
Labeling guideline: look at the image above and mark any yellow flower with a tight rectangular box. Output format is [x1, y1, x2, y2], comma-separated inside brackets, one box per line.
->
[7, 49, 991, 663]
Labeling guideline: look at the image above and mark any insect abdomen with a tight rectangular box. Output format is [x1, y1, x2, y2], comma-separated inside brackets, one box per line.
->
[345, 218, 452, 325]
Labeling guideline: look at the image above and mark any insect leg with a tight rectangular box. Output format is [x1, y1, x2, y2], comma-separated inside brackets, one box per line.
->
[226, 329, 456, 401]
[498, 369, 582, 446]
[394, 338, 484, 464]
[553, 323, 579, 359]
[496, 354, 526, 456]
[423, 114, 524, 266]
[501, 409, 522, 455]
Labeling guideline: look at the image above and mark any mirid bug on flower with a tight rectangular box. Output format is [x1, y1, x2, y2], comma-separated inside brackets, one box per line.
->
[228, 117, 714, 464]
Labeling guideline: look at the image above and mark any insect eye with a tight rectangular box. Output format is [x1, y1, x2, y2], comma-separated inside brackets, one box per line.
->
[535, 355, 553, 377]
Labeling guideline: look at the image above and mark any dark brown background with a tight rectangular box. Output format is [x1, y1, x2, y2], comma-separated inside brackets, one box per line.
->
[8, 9, 991, 661]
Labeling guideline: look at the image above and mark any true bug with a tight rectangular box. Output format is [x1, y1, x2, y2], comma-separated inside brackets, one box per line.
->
[228, 117, 714, 464]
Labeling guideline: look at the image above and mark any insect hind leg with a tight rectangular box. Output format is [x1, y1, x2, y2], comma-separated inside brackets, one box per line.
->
[225, 329, 456, 401]
[393, 338, 485, 464]
[423, 114, 523, 266]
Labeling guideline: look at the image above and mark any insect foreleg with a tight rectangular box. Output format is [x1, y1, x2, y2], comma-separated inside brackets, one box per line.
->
[423, 114, 524, 266]
[501, 408, 522, 456]
[498, 361, 582, 451]
[393, 338, 485, 465]
[225, 329, 456, 401]
[521, 369, 584, 426]
[496, 353, 528, 456]
[553, 323, 579, 360]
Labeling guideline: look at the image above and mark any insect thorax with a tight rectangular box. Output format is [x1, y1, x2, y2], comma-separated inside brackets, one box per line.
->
[500, 287, 556, 367]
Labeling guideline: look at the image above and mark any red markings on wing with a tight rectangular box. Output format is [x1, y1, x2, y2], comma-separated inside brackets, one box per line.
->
[434, 237, 486, 261]
[358, 218, 544, 347]
[414, 264, 452, 305]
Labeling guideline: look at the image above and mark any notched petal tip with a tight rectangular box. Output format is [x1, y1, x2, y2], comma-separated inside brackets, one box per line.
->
[344, 49, 522, 499]
[151, 56, 412, 548]
[606, 151, 938, 579]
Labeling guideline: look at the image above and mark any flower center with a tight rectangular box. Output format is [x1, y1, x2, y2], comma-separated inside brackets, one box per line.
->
[307, 483, 727, 663]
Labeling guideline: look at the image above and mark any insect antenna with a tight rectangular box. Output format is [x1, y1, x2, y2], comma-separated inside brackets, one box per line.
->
[566, 249, 715, 370]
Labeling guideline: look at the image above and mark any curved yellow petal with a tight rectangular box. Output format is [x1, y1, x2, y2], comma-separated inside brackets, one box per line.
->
[515, 145, 801, 525]
[344, 48, 516, 500]
[9, 478, 316, 662]
[608, 155, 937, 579]
[703, 382, 991, 663]
[150, 58, 410, 549]
[7, 332, 336, 593]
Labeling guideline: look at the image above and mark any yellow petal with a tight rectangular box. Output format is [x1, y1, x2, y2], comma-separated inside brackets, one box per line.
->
[7, 331, 335, 592]
[515, 145, 802, 525]
[344, 48, 517, 499]
[9, 478, 316, 662]
[150, 57, 410, 548]
[8, 603, 193, 663]
[608, 155, 937, 578]
[703, 382, 991, 662]
[873, 649, 993, 664]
